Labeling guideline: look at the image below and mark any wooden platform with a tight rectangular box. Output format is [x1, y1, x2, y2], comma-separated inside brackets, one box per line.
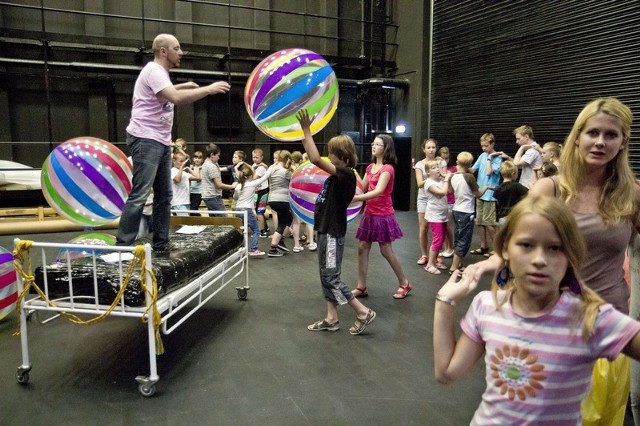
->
[0, 206, 57, 221]
[0, 199, 243, 235]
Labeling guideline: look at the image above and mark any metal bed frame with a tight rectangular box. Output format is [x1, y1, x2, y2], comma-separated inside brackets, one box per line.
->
[13, 210, 249, 397]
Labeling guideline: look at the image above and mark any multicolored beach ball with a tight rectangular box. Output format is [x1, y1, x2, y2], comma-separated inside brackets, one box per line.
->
[41, 137, 133, 226]
[55, 233, 116, 263]
[0, 246, 17, 321]
[244, 48, 339, 141]
[289, 159, 363, 225]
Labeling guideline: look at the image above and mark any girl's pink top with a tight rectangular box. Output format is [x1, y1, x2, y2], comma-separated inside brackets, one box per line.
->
[364, 163, 395, 216]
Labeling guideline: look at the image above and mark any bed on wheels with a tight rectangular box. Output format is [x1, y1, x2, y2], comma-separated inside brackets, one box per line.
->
[12, 210, 249, 397]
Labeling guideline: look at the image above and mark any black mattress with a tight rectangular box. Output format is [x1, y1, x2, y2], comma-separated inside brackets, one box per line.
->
[35, 225, 244, 307]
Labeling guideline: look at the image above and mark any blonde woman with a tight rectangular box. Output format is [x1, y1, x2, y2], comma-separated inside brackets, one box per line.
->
[466, 97, 640, 425]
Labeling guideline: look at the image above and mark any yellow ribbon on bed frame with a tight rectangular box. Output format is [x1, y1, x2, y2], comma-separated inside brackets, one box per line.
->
[12, 241, 165, 355]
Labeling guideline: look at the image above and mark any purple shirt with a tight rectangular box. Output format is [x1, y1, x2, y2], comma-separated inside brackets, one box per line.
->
[126, 61, 174, 145]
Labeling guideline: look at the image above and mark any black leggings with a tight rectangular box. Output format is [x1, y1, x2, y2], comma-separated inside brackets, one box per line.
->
[269, 201, 293, 235]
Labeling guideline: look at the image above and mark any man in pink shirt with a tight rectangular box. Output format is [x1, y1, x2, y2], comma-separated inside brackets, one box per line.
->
[116, 34, 230, 252]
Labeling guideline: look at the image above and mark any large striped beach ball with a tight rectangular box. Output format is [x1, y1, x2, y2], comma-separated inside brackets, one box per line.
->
[289, 158, 363, 226]
[41, 137, 133, 226]
[244, 48, 339, 141]
[55, 233, 116, 262]
[0, 246, 17, 321]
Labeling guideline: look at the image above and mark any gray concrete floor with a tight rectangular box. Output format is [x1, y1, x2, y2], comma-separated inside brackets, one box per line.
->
[0, 211, 633, 425]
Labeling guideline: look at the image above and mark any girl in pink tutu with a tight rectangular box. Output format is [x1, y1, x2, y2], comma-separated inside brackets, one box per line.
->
[352, 134, 412, 299]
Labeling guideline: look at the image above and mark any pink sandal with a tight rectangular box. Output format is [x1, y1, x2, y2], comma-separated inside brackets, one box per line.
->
[393, 283, 412, 299]
[435, 262, 447, 270]
[424, 264, 441, 275]
[416, 255, 428, 265]
[352, 287, 368, 298]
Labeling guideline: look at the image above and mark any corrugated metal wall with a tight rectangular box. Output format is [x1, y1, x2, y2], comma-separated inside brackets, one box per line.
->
[429, 0, 640, 172]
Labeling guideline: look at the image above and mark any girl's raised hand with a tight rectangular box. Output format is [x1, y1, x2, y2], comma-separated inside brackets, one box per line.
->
[437, 269, 479, 304]
[296, 109, 312, 132]
[461, 255, 501, 291]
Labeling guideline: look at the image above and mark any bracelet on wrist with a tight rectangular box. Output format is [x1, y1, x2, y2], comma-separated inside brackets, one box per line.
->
[435, 294, 456, 306]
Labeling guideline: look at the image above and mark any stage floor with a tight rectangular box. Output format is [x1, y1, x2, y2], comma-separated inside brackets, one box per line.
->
[0, 211, 634, 425]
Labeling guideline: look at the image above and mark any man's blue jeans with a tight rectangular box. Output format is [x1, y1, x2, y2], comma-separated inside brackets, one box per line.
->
[117, 134, 172, 250]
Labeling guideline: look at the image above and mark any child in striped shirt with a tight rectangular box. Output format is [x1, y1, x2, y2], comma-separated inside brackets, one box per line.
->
[433, 196, 640, 425]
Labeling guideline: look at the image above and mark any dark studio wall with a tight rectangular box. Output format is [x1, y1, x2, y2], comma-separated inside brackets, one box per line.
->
[2, 1, 640, 211]
[0, 1, 400, 162]
[426, 0, 640, 171]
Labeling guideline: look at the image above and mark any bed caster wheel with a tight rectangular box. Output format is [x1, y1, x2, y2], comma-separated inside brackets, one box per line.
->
[235, 287, 248, 300]
[136, 376, 158, 397]
[16, 371, 30, 384]
[138, 383, 156, 397]
[16, 365, 31, 385]
[25, 309, 36, 322]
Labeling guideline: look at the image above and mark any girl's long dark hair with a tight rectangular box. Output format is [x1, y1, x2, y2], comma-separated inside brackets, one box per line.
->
[373, 134, 397, 166]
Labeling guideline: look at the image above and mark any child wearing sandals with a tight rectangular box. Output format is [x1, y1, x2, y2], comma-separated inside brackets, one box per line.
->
[433, 195, 640, 424]
[352, 134, 412, 299]
[423, 160, 453, 274]
[438, 146, 456, 259]
[414, 138, 440, 266]
[297, 110, 376, 335]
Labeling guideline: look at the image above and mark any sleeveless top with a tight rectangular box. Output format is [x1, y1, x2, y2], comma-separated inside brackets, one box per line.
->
[551, 176, 632, 313]
[364, 163, 395, 216]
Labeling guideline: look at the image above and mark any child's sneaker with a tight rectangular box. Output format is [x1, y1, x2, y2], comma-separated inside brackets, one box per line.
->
[249, 250, 265, 256]
[277, 239, 289, 252]
[307, 242, 317, 251]
[259, 230, 268, 238]
[267, 247, 283, 257]
[292, 245, 304, 253]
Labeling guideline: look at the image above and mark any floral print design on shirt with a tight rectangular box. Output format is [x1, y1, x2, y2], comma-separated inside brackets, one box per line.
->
[489, 344, 546, 401]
